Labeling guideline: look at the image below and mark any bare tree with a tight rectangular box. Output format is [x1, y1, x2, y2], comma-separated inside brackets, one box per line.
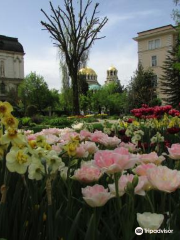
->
[41, 0, 108, 114]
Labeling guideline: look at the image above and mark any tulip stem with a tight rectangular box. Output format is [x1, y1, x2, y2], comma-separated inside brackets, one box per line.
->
[114, 173, 121, 210]
[93, 207, 97, 240]
[146, 193, 154, 213]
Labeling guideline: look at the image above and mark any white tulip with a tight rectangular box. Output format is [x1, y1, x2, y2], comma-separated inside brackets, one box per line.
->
[137, 212, 164, 230]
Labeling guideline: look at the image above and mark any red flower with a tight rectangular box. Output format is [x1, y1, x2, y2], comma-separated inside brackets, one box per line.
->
[167, 127, 180, 134]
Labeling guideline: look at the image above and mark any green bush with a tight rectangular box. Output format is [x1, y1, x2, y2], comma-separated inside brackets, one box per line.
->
[92, 123, 103, 131]
[80, 117, 98, 123]
[43, 117, 73, 127]
[20, 117, 32, 126]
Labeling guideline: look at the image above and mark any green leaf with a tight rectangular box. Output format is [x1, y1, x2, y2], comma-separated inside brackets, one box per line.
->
[100, 218, 117, 240]
[84, 214, 94, 240]
[67, 208, 82, 240]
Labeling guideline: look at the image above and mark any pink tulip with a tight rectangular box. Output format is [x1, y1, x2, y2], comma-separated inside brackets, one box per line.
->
[120, 142, 137, 152]
[147, 166, 180, 193]
[82, 184, 113, 207]
[90, 131, 108, 143]
[134, 163, 156, 176]
[168, 144, 180, 160]
[98, 136, 121, 147]
[83, 141, 99, 154]
[73, 164, 102, 183]
[109, 174, 148, 196]
[138, 152, 165, 165]
[75, 145, 89, 158]
[94, 148, 137, 174]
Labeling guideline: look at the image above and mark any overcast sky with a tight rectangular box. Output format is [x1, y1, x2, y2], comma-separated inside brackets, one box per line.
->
[0, 0, 176, 90]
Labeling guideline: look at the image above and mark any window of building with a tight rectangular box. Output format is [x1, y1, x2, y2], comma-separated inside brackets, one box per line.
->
[148, 39, 160, 50]
[152, 75, 158, 87]
[151, 56, 157, 67]
[0, 82, 6, 94]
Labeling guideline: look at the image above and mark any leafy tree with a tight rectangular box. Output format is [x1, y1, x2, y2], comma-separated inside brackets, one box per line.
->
[86, 82, 127, 115]
[18, 72, 56, 114]
[160, 34, 180, 107]
[172, 0, 180, 23]
[127, 63, 157, 109]
[59, 88, 73, 114]
[41, 0, 108, 115]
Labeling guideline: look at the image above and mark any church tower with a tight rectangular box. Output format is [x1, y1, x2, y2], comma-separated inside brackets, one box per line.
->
[105, 66, 119, 85]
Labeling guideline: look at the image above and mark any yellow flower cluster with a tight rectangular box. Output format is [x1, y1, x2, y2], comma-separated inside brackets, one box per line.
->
[0, 102, 64, 179]
[63, 136, 80, 157]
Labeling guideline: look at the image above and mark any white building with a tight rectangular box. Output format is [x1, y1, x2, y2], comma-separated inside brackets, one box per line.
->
[0, 35, 24, 100]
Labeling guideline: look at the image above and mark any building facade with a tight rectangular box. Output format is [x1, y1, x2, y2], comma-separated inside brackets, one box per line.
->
[133, 25, 177, 98]
[0, 35, 24, 100]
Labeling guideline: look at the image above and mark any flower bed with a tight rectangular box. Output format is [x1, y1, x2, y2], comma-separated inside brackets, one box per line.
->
[0, 102, 180, 239]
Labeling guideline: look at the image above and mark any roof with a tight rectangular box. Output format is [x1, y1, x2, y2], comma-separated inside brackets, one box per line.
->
[137, 24, 175, 35]
[79, 67, 97, 76]
[108, 66, 117, 71]
[0, 35, 24, 53]
[89, 84, 101, 90]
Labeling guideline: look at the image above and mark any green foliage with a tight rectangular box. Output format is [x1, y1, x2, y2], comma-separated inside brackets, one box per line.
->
[127, 63, 157, 109]
[20, 117, 32, 126]
[160, 32, 180, 107]
[18, 72, 59, 114]
[59, 88, 73, 114]
[91, 123, 104, 131]
[43, 117, 73, 128]
[25, 105, 38, 117]
[80, 82, 127, 115]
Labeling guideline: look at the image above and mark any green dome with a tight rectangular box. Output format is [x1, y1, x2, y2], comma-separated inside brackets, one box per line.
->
[89, 84, 101, 91]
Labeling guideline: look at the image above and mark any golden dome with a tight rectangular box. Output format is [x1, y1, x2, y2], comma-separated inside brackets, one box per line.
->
[79, 67, 97, 76]
[108, 66, 117, 71]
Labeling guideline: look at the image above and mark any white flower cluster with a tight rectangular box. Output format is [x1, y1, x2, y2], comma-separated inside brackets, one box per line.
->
[131, 130, 144, 145]
[151, 132, 164, 144]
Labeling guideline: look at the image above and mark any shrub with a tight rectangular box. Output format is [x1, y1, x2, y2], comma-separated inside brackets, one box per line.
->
[20, 117, 32, 126]
[92, 123, 104, 131]
[43, 117, 73, 127]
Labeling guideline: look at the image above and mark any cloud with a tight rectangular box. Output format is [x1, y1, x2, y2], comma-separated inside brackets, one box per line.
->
[24, 47, 62, 90]
[89, 43, 137, 87]
[103, 9, 162, 31]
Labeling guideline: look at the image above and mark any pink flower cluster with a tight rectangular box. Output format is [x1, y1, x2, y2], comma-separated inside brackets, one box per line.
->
[94, 147, 137, 174]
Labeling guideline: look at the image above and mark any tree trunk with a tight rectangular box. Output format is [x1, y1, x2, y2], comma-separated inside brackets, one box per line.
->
[71, 70, 80, 115]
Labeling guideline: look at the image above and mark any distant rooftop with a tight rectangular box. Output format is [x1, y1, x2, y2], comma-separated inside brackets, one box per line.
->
[0, 35, 24, 53]
[133, 24, 177, 41]
[137, 24, 176, 35]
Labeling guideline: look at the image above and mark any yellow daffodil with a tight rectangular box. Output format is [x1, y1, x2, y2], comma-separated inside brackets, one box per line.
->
[43, 143, 52, 151]
[1, 127, 27, 146]
[0, 101, 13, 117]
[1, 114, 19, 128]
[6, 146, 31, 174]
[28, 140, 37, 149]
[63, 142, 79, 157]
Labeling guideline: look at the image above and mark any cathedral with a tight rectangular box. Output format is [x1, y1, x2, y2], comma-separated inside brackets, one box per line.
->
[78, 65, 120, 90]
[0, 35, 24, 100]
